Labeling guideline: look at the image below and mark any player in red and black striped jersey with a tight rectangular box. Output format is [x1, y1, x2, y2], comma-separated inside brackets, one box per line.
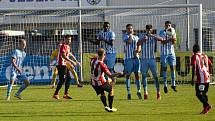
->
[52, 35, 78, 100]
[191, 44, 212, 114]
[90, 48, 123, 112]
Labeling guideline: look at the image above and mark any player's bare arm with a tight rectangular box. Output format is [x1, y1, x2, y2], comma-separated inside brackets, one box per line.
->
[105, 71, 123, 79]
[11, 57, 22, 74]
[136, 40, 142, 53]
[62, 52, 77, 66]
[171, 37, 177, 44]
[69, 53, 81, 66]
[148, 34, 163, 41]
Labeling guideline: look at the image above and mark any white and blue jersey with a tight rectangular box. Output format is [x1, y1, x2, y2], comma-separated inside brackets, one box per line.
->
[123, 33, 140, 74]
[139, 33, 156, 59]
[159, 29, 176, 66]
[122, 33, 139, 59]
[97, 30, 116, 54]
[159, 29, 176, 56]
[10, 49, 27, 81]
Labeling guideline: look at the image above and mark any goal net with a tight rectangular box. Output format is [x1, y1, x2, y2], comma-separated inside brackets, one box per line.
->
[0, 4, 214, 86]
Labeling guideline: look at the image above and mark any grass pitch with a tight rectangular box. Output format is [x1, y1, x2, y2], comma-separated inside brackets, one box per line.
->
[0, 84, 214, 121]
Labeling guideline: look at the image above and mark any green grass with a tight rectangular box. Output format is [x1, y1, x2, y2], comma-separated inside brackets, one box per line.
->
[0, 85, 215, 121]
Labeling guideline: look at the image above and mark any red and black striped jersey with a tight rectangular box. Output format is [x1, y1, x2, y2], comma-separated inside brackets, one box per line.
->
[90, 58, 111, 86]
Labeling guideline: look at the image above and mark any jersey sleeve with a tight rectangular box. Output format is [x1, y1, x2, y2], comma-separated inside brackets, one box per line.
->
[99, 62, 111, 75]
[96, 31, 102, 40]
[111, 31, 116, 40]
[139, 33, 144, 39]
[123, 34, 129, 42]
[159, 30, 164, 38]
[11, 50, 17, 59]
[135, 35, 139, 41]
[191, 55, 196, 66]
[208, 57, 212, 65]
[60, 44, 67, 53]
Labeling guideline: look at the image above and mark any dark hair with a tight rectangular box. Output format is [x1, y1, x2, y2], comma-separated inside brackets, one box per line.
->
[126, 24, 133, 28]
[193, 44, 200, 53]
[146, 24, 152, 29]
[64, 35, 71, 39]
[104, 22, 110, 25]
[165, 21, 171, 24]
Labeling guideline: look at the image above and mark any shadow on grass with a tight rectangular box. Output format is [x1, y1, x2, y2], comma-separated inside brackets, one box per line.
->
[0, 110, 199, 118]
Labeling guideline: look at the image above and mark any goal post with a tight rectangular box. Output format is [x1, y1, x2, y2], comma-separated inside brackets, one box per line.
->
[1, 4, 214, 86]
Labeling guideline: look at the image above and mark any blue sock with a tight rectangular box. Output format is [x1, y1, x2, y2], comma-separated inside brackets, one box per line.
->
[126, 79, 131, 94]
[142, 76, 147, 93]
[135, 80, 141, 92]
[154, 77, 160, 92]
[16, 83, 28, 95]
[162, 71, 167, 87]
[171, 70, 176, 86]
[7, 84, 12, 97]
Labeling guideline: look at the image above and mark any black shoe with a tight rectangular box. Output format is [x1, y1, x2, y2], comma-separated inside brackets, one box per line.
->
[171, 86, 177, 92]
[77, 83, 83, 88]
[164, 86, 168, 94]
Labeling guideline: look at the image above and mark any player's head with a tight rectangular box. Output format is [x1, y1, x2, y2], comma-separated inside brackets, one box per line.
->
[64, 35, 72, 45]
[19, 39, 26, 51]
[193, 44, 200, 54]
[126, 24, 134, 34]
[146, 24, 153, 34]
[97, 48, 106, 60]
[165, 21, 172, 29]
[103, 22, 110, 32]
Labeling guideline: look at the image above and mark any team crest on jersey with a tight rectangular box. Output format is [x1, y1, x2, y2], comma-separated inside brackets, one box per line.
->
[87, 0, 101, 5]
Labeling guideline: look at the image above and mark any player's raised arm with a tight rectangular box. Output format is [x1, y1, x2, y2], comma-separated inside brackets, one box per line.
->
[69, 53, 80, 66]
[123, 24, 134, 44]
[11, 57, 22, 74]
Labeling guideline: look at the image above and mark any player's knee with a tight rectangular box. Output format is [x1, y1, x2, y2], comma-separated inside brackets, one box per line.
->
[126, 74, 131, 79]
[170, 65, 175, 71]
[24, 80, 30, 86]
[101, 92, 106, 96]
[134, 74, 139, 80]
[142, 73, 147, 78]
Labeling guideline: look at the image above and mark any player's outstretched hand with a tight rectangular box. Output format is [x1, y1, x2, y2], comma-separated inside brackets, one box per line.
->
[117, 72, 125, 78]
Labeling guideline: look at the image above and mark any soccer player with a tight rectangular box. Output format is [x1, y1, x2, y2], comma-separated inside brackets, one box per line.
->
[91, 48, 123, 112]
[49, 41, 82, 88]
[93, 22, 116, 82]
[122, 24, 142, 100]
[191, 44, 212, 114]
[159, 21, 177, 93]
[52, 35, 78, 100]
[6, 39, 30, 101]
[137, 25, 163, 100]
[50, 41, 62, 88]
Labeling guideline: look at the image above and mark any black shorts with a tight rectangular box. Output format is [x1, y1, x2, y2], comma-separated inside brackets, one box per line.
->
[92, 82, 112, 95]
[195, 83, 209, 93]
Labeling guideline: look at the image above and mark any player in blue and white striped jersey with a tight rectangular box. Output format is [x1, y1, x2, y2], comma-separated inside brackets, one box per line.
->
[159, 21, 177, 93]
[95, 22, 116, 81]
[6, 39, 30, 101]
[137, 25, 163, 100]
[123, 24, 142, 100]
